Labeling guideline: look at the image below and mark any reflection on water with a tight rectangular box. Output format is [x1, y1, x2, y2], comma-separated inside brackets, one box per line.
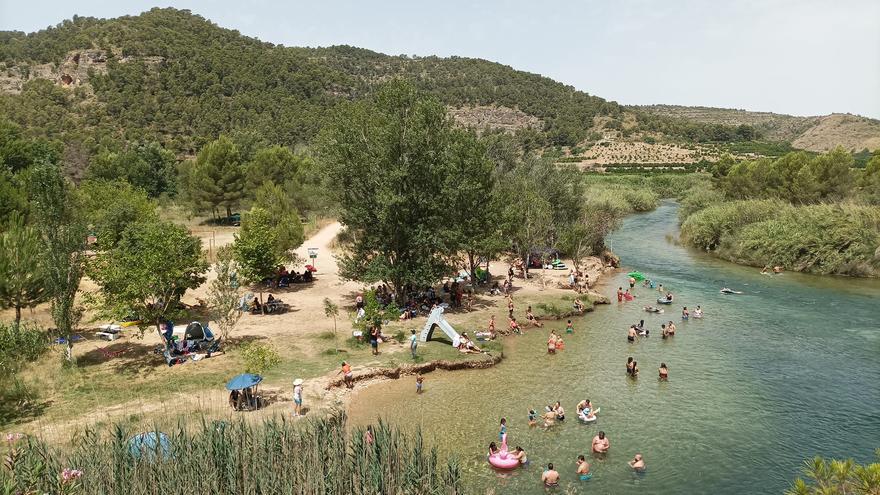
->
[349, 201, 880, 494]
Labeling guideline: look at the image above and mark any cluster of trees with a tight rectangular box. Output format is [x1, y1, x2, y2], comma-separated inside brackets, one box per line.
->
[678, 149, 880, 276]
[317, 81, 617, 293]
[710, 147, 880, 204]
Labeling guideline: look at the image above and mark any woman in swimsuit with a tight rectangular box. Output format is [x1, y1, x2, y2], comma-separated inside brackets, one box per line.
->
[659, 362, 669, 380]
[626, 357, 634, 375]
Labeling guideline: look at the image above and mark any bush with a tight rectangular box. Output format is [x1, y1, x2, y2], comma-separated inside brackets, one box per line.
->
[0, 322, 49, 377]
[722, 204, 880, 275]
[680, 199, 787, 250]
[239, 342, 281, 375]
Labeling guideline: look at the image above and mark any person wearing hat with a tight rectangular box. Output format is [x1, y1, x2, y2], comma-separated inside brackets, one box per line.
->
[292, 378, 304, 416]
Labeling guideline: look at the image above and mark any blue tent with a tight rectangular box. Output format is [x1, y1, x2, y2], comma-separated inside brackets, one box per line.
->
[226, 373, 262, 391]
[128, 432, 171, 461]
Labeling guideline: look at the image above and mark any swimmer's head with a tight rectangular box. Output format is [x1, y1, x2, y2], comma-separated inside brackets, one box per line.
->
[578, 455, 585, 461]
[598, 431, 605, 439]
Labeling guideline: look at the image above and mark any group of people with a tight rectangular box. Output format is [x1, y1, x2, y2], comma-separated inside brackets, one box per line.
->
[250, 294, 284, 314]
[496, 410, 645, 487]
[617, 286, 636, 302]
[547, 330, 565, 354]
[567, 268, 590, 293]
[626, 357, 668, 380]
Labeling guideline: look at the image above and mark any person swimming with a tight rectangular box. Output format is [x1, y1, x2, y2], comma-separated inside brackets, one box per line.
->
[528, 409, 537, 426]
[628, 453, 646, 471]
[637, 319, 648, 336]
[693, 306, 703, 318]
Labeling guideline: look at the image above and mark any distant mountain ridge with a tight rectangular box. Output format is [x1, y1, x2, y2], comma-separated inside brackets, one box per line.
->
[0, 7, 876, 157]
[638, 105, 880, 152]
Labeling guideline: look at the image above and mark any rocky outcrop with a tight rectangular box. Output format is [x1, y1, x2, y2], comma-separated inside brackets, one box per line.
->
[324, 353, 502, 390]
[0, 49, 164, 95]
[448, 105, 543, 133]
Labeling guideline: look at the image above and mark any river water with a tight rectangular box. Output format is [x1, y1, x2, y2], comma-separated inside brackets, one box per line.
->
[348, 201, 880, 494]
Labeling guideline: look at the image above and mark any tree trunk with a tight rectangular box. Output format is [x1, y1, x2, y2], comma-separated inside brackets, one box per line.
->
[524, 252, 530, 279]
[14, 305, 21, 331]
[65, 339, 73, 362]
[467, 252, 478, 291]
[259, 291, 265, 315]
[226, 205, 232, 219]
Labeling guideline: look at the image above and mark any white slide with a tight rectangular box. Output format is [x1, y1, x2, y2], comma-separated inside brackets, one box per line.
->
[420, 307, 461, 345]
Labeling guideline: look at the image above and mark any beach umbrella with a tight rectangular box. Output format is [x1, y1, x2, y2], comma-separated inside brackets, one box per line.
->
[226, 373, 263, 391]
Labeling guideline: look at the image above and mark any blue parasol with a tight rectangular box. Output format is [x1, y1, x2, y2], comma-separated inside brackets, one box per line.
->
[226, 373, 262, 391]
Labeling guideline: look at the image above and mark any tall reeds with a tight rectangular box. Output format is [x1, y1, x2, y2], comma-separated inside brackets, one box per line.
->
[1, 412, 461, 495]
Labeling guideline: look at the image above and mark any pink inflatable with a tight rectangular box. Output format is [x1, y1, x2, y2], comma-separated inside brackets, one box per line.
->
[488, 450, 520, 470]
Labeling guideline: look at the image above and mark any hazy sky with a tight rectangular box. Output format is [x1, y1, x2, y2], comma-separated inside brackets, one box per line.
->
[2, 0, 879, 118]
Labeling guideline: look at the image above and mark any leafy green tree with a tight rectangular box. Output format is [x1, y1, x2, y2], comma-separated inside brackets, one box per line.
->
[232, 207, 293, 312]
[860, 153, 880, 204]
[184, 136, 245, 218]
[253, 181, 305, 253]
[27, 163, 87, 361]
[86, 142, 177, 197]
[207, 246, 242, 341]
[245, 145, 303, 191]
[443, 131, 500, 288]
[317, 81, 459, 292]
[787, 451, 880, 495]
[0, 213, 48, 327]
[76, 179, 158, 249]
[88, 220, 208, 338]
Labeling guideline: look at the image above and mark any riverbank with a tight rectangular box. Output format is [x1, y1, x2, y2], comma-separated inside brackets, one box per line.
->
[4, 221, 614, 443]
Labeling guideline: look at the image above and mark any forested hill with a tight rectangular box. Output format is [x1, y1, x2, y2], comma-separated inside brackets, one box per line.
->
[0, 7, 765, 157]
[1, 7, 875, 162]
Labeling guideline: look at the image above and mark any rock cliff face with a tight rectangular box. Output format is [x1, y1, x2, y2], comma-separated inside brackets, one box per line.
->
[447, 105, 543, 133]
[0, 49, 164, 94]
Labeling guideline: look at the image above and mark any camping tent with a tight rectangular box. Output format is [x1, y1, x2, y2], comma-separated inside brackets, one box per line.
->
[128, 432, 171, 461]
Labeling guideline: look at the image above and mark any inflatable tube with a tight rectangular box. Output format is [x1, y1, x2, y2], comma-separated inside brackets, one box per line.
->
[657, 298, 673, 305]
[720, 289, 742, 295]
[578, 407, 601, 423]
[627, 272, 645, 281]
[488, 451, 521, 470]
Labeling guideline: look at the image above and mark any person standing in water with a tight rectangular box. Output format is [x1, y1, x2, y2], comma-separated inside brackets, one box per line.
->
[629, 276, 636, 288]
[626, 357, 635, 375]
[627, 326, 637, 343]
[694, 306, 703, 318]
[682, 306, 689, 320]
[617, 287, 624, 302]
[592, 431, 610, 453]
[554, 401, 565, 421]
[576, 455, 592, 480]
[513, 446, 528, 465]
[528, 409, 537, 427]
[659, 363, 669, 380]
[566, 319, 574, 334]
[499, 418, 507, 443]
[657, 284, 664, 293]
[542, 463, 560, 487]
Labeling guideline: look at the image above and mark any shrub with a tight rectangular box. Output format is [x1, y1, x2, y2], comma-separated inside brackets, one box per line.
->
[0, 322, 49, 377]
[722, 204, 880, 276]
[680, 199, 787, 250]
[239, 342, 281, 375]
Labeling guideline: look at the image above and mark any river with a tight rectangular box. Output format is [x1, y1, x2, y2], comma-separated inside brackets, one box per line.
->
[348, 201, 880, 494]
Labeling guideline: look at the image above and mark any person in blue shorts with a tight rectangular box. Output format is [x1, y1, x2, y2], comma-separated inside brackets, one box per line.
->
[576, 455, 592, 480]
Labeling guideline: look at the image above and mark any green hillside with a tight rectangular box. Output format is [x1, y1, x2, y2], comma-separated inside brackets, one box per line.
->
[0, 7, 758, 160]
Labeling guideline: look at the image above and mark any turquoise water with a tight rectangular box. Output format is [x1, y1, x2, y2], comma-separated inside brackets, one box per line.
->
[349, 201, 880, 494]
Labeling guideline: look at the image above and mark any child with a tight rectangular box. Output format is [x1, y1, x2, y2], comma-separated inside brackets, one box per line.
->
[499, 418, 507, 443]
[528, 409, 537, 427]
[565, 320, 574, 334]
[415, 374, 423, 394]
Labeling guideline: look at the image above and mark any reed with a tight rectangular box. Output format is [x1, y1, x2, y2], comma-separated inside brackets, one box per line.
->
[1, 411, 461, 495]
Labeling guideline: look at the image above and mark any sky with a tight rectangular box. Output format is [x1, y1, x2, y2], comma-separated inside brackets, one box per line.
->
[2, 0, 879, 118]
